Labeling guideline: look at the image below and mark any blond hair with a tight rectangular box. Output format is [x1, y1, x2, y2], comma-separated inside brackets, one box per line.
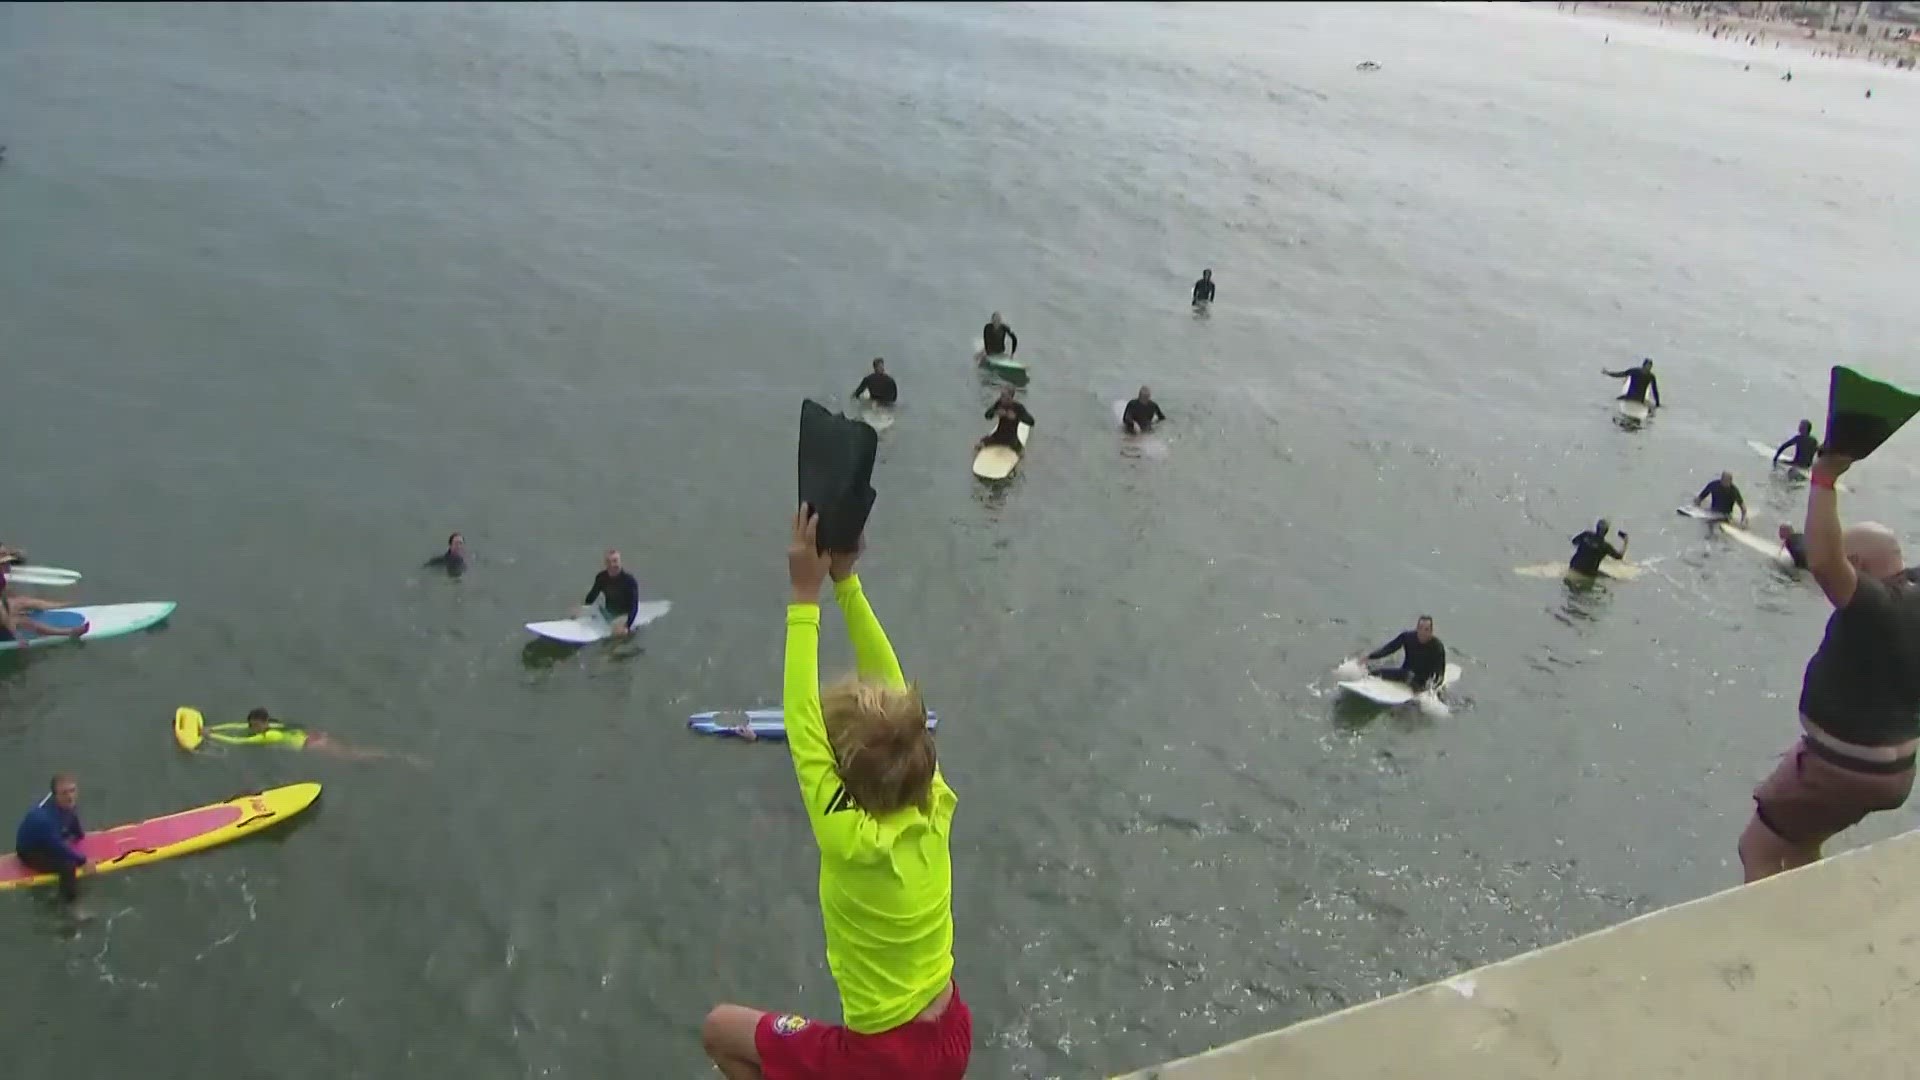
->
[821, 676, 935, 815]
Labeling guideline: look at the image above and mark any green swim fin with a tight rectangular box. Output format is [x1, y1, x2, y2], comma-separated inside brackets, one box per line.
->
[1826, 366, 1920, 460]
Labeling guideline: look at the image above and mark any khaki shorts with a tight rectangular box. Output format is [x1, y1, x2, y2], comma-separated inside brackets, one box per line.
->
[1752, 737, 1915, 845]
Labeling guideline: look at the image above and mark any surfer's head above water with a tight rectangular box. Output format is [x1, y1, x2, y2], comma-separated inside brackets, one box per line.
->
[823, 677, 935, 815]
[872, 357, 885, 374]
[1136, 386, 1153, 403]
[604, 549, 623, 575]
[1200, 269, 1212, 281]
[988, 312, 1003, 327]
[1641, 358, 1654, 371]
[447, 532, 465, 556]
[1720, 471, 1735, 486]
[1414, 615, 1435, 643]
[1798, 419, 1814, 436]
[247, 707, 273, 733]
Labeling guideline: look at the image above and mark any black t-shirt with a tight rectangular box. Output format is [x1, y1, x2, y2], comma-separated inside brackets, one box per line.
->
[1366, 631, 1447, 686]
[982, 322, 1017, 356]
[1192, 278, 1215, 304]
[1799, 575, 1920, 745]
[1697, 480, 1742, 515]
[1122, 398, 1166, 430]
[854, 373, 898, 405]
[584, 570, 641, 627]
[985, 401, 1035, 442]
[1569, 530, 1624, 574]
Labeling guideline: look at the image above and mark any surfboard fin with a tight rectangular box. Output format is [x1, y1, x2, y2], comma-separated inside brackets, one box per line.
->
[799, 399, 878, 553]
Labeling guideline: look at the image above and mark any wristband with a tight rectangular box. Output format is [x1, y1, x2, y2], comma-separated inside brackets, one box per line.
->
[1811, 473, 1836, 491]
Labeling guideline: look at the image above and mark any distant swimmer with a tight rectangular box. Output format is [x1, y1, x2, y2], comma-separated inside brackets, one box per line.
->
[1352, 615, 1447, 691]
[582, 548, 643, 636]
[1355, 60, 1381, 71]
[1192, 269, 1215, 306]
[1695, 471, 1748, 524]
[1602, 358, 1661, 407]
[852, 358, 898, 406]
[980, 312, 1018, 359]
[209, 707, 422, 764]
[1569, 518, 1629, 575]
[1121, 386, 1166, 434]
[425, 532, 467, 575]
[1777, 525, 1809, 570]
[14, 774, 84, 901]
[976, 387, 1035, 453]
[1772, 420, 1820, 469]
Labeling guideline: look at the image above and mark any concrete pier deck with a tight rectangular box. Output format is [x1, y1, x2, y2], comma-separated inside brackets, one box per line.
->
[1117, 831, 1920, 1079]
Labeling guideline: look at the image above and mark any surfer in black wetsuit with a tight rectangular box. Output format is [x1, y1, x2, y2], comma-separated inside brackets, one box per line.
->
[1569, 519, 1629, 575]
[1357, 616, 1447, 691]
[853, 358, 898, 406]
[1121, 386, 1166, 434]
[980, 313, 1017, 359]
[425, 532, 467, 575]
[1192, 269, 1215, 306]
[1603, 358, 1661, 407]
[1772, 420, 1820, 470]
[582, 549, 642, 636]
[1695, 472, 1748, 524]
[976, 388, 1035, 452]
[1777, 525, 1810, 570]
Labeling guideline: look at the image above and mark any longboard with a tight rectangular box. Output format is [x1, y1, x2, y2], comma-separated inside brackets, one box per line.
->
[688, 708, 938, 741]
[1716, 521, 1797, 568]
[972, 423, 1033, 480]
[1337, 663, 1463, 706]
[1514, 559, 1642, 581]
[0, 602, 175, 652]
[525, 601, 672, 645]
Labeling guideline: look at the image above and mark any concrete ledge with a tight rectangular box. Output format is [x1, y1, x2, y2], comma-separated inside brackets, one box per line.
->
[1117, 831, 1920, 1078]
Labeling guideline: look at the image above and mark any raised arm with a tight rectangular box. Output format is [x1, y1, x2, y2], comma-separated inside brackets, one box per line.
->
[1805, 456, 1856, 607]
[834, 574, 906, 690]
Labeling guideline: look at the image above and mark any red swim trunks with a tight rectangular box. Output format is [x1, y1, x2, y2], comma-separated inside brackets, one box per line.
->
[753, 987, 972, 1080]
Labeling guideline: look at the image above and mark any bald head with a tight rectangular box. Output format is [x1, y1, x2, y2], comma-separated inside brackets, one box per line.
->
[1845, 522, 1903, 579]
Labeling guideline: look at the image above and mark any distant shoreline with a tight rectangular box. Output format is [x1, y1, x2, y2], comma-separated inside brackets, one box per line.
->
[1555, 1, 1918, 73]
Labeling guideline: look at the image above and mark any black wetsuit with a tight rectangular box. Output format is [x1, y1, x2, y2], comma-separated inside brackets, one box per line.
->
[584, 569, 641, 629]
[854, 372, 898, 405]
[425, 548, 467, 575]
[1697, 479, 1744, 517]
[1783, 530, 1810, 571]
[1774, 433, 1820, 469]
[1192, 278, 1215, 304]
[1569, 529, 1625, 575]
[1122, 398, 1166, 432]
[983, 401, 1035, 449]
[1366, 631, 1447, 690]
[982, 322, 1017, 357]
[1606, 367, 1661, 406]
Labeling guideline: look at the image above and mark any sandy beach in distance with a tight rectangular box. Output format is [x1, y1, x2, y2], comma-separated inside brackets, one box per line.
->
[1553, 1, 1919, 72]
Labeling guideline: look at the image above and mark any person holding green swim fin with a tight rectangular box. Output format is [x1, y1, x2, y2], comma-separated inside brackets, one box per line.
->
[206, 708, 422, 765]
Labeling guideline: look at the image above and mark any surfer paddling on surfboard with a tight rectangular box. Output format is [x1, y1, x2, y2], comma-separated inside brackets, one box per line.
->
[852, 358, 898, 406]
[580, 549, 643, 637]
[14, 774, 85, 901]
[1771, 420, 1820, 470]
[976, 387, 1035, 454]
[1569, 519, 1629, 576]
[1603, 358, 1661, 409]
[1738, 452, 1920, 883]
[1348, 616, 1448, 692]
[1121, 386, 1166, 434]
[976, 312, 1017, 364]
[1693, 472, 1748, 524]
[702, 508, 970, 1080]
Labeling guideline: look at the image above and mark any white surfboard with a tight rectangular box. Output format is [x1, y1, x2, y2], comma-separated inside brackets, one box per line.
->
[1716, 521, 1797, 568]
[1748, 438, 1848, 491]
[2, 564, 81, 587]
[1514, 559, 1642, 581]
[859, 403, 895, 433]
[1677, 505, 1728, 522]
[0, 602, 176, 652]
[1616, 398, 1649, 421]
[972, 422, 1032, 480]
[525, 601, 672, 645]
[1338, 663, 1463, 706]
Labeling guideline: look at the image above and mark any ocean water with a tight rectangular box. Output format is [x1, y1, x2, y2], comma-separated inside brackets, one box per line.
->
[0, 3, 1915, 1075]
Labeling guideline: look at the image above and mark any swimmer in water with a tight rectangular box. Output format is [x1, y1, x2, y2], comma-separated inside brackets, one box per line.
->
[852, 358, 898, 406]
[1121, 386, 1166, 434]
[1191, 269, 1215, 306]
[1351, 615, 1447, 691]
[979, 313, 1018, 359]
[1694, 471, 1748, 524]
[1569, 519, 1629, 576]
[207, 708, 424, 764]
[581, 548, 642, 636]
[1602, 358, 1661, 407]
[424, 532, 467, 575]
[1772, 420, 1820, 470]
[976, 387, 1035, 453]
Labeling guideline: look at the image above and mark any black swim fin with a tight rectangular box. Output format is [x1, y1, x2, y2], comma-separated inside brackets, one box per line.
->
[1826, 365, 1920, 461]
[798, 399, 879, 553]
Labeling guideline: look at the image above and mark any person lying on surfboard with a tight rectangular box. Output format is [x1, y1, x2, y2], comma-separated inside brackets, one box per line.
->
[1569, 519, 1629, 576]
[976, 388, 1035, 454]
[702, 509, 970, 1080]
[580, 548, 642, 637]
[1694, 471, 1748, 524]
[424, 532, 467, 575]
[1772, 420, 1820, 470]
[1603, 358, 1661, 408]
[0, 576, 87, 643]
[852, 358, 898, 406]
[1122, 386, 1167, 434]
[210, 708, 421, 764]
[979, 311, 1017, 359]
[1778, 525, 1810, 571]
[14, 773, 85, 901]
[1350, 615, 1448, 692]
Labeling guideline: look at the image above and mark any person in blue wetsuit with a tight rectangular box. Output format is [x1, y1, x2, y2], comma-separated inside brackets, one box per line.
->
[1603, 358, 1661, 407]
[1355, 615, 1447, 691]
[1773, 420, 1820, 470]
[1695, 471, 1748, 524]
[581, 548, 642, 636]
[15, 774, 85, 900]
